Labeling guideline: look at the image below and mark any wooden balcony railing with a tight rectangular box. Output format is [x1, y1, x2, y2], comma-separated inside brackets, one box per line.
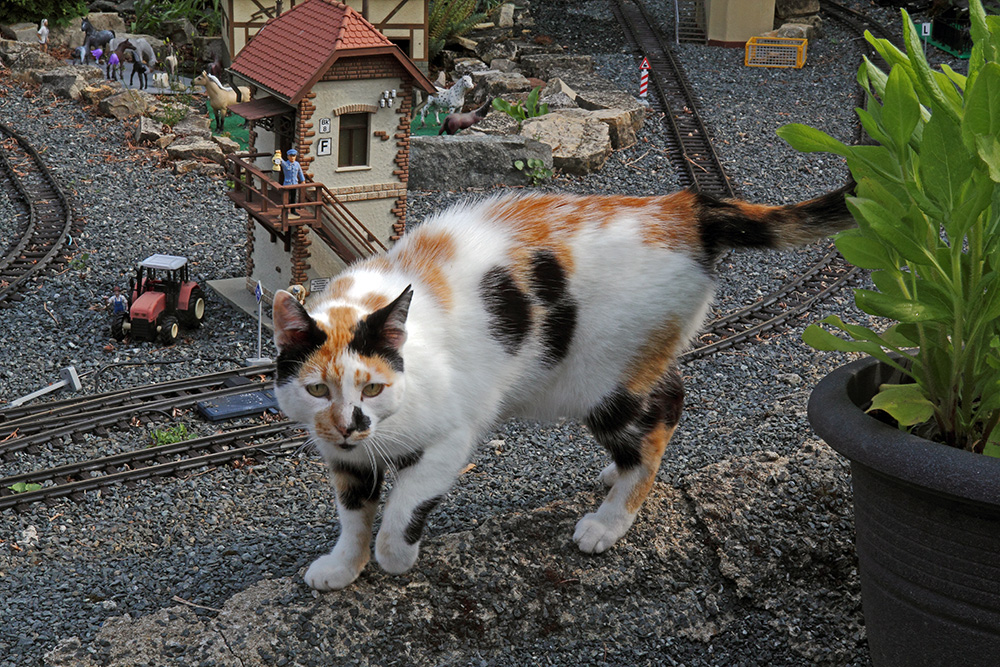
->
[225, 152, 387, 264]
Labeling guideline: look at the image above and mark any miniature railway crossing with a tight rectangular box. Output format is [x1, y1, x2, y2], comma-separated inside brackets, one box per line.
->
[611, 0, 735, 198]
[0, 119, 75, 307]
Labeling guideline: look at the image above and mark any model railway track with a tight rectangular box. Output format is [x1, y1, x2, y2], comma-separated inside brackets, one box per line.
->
[0, 422, 308, 511]
[610, 0, 735, 198]
[0, 119, 74, 307]
[0, 365, 278, 459]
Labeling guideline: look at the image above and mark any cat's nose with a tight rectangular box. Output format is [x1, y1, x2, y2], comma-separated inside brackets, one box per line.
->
[336, 424, 355, 437]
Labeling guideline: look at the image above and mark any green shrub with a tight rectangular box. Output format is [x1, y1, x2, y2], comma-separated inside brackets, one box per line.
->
[0, 0, 88, 28]
[492, 86, 550, 122]
[132, 0, 221, 37]
[428, 0, 486, 60]
[150, 423, 190, 447]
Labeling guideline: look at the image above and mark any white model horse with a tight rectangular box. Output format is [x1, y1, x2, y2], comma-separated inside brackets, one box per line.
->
[417, 74, 474, 128]
[192, 71, 251, 132]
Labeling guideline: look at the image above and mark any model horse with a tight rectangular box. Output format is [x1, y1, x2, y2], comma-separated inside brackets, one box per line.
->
[81, 18, 115, 64]
[106, 38, 133, 81]
[439, 98, 493, 135]
[417, 74, 475, 128]
[192, 71, 251, 132]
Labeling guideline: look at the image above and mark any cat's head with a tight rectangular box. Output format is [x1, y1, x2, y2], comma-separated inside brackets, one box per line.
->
[271, 285, 413, 457]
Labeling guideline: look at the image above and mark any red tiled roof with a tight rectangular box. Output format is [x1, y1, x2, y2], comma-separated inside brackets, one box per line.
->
[230, 0, 430, 104]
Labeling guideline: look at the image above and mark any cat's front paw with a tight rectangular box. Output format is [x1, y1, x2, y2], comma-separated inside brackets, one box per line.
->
[573, 512, 634, 554]
[598, 463, 620, 488]
[375, 533, 420, 574]
[304, 554, 364, 591]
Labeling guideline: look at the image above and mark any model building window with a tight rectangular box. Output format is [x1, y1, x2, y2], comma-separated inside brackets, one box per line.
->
[338, 113, 369, 167]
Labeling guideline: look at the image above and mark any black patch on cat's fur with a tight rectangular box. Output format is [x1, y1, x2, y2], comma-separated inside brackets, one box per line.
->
[404, 496, 443, 545]
[333, 462, 383, 511]
[540, 299, 577, 365]
[530, 250, 567, 305]
[276, 321, 328, 385]
[641, 369, 685, 429]
[585, 388, 644, 469]
[351, 406, 370, 434]
[394, 450, 424, 471]
[694, 191, 776, 258]
[481, 267, 532, 354]
[348, 288, 412, 372]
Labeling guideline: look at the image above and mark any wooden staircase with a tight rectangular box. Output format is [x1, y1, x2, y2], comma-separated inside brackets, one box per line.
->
[225, 152, 386, 265]
[674, 0, 706, 44]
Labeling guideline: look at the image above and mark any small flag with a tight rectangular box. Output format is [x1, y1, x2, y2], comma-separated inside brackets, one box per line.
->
[254, 281, 263, 304]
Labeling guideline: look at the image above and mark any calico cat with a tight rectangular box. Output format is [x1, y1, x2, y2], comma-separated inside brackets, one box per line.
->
[272, 186, 854, 591]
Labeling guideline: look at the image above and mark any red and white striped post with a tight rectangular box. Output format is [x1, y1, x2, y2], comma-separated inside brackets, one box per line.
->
[639, 56, 650, 98]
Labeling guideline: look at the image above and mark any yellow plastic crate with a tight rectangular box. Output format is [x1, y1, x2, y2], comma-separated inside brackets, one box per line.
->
[744, 36, 808, 69]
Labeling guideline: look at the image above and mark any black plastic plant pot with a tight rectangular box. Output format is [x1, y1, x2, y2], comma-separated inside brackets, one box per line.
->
[808, 355, 1000, 667]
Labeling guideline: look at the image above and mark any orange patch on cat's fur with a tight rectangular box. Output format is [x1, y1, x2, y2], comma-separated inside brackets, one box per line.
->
[354, 368, 371, 387]
[361, 292, 390, 312]
[393, 229, 455, 309]
[327, 276, 354, 300]
[362, 355, 396, 379]
[625, 423, 675, 514]
[623, 320, 681, 395]
[643, 194, 700, 249]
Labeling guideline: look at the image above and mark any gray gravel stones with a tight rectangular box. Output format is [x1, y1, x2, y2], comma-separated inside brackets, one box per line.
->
[1, 0, 957, 664]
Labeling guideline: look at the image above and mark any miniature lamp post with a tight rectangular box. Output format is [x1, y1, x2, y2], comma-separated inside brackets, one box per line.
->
[246, 280, 272, 366]
[7, 367, 82, 407]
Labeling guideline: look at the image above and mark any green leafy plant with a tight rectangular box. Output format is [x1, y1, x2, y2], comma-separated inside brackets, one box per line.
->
[69, 252, 90, 271]
[150, 423, 190, 447]
[8, 482, 42, 494]
[515, 158, 552, 185]
[492, 87, 550, 123]
[778, 0, 1000, 456]
[132, 0, 221, 37]
[428, 0, 487, 60]
[0, 0, 87, 28]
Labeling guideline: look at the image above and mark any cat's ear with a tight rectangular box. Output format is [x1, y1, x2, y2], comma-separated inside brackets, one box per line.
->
[272, 290, 324, 352]
[373, 285, 413, 351]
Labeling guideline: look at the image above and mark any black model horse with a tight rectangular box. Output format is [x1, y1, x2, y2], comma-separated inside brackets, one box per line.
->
[81, 18, 115, 64]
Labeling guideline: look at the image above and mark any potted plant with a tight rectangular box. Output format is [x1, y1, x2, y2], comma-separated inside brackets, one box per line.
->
[775, 2, 1000, 665]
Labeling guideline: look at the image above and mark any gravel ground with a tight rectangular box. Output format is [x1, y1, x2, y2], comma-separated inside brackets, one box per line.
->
[0, 1, 967, 665]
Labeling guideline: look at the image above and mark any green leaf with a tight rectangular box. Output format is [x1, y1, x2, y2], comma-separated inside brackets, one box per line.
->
[847, 198, 935, 266]
[776, 124, 850, 157]
[8, 482, 42, 494]
[903, 10, 963, 124]
[962, 62, 1000, 152]
[835, 229, 894, 269]
[883, 66, 921, 151]
[920, 105, 974, 212]
[974, 135, 1000, 183]
[940, 64, 968, 92]
[868, 383, 935, 426]
[854, 288, 950, 322]
[514, 160, 524, 170]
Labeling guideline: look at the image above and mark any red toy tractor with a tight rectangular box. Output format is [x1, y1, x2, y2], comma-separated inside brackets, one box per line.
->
[112, 254, 206, 345]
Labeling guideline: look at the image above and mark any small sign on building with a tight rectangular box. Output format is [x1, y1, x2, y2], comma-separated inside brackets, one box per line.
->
[319, 117, 331, 133]
[317, 137, 332, 156]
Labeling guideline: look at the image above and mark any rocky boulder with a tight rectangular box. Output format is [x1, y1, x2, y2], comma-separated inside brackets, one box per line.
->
[575, 89, 647, 135]
[471, 70, 535, 103]
[166, 136, 225, 163]
[172, 113, 212, 139]
[212, 135, 241, 154]
[173, 159, 225, 176]
[518, 54, 594, 79]
[558, 108, 638, 150]
[0, 22, 37, 42]
[135, 116, 168, 145]
[453, 57, 488, 77]
[464, 110, 520, 136]
[80, 81, 125, 105]
[0, 38, 65, 72]
[98, 90, 148, 119]
[30, 65, 103, 101]
[775, 0, 820, 20]
[410, 135, 552, 189]
[520, 112, 611, 175]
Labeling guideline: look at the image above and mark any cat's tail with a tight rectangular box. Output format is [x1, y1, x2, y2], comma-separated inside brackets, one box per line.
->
[693, 180, 856, 257]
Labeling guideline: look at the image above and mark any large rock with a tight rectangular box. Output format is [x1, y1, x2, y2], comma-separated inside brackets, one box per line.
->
[518, 54, 594, 79]
[166, 136, 224, 163]
[453, 57, 488, 76]
[82, 12, 127, 34]
[135, 116, 168, 145]
[558, 108, 637, 150]
[172, 112, 212, 139]
[574, 89, 647, 135]
[471, 70, 534, 102]
[464, 110, 520, 136]
[0, 22, 37, 42]
[0, 38, 65, 71]
[775, 0, 820, 19]
[99, 90, 149, 119]
[30, 65, 103, 101]
[212, 135, 241, 154]
[410, 135, 552, 189]
[520, 112, 611, 175]
[80, 81, 124, 105]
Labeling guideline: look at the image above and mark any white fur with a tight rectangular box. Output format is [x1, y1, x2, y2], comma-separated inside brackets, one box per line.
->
[275, 195, 717, 590]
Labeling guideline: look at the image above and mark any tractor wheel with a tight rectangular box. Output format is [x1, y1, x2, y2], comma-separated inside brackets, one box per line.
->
[159, 315, 180, 345]
[180, 288, 206, 328]
[111, 313, 126, 341]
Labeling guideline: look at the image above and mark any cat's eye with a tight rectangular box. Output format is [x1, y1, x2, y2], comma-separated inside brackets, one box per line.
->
[306, 383, 329, 398]
[361, 383, 384, 398]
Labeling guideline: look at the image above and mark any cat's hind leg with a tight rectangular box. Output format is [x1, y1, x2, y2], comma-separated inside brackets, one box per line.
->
[304, 462, 383, 591]
[576, 369, 684, 553]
